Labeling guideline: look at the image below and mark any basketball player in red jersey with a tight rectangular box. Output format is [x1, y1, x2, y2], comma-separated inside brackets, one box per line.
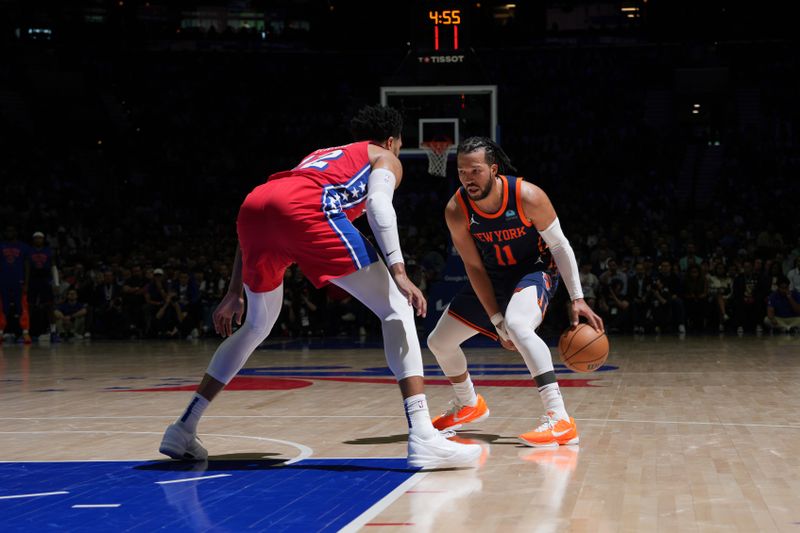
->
[427, 137, 603, 447]
[159, 106, 480, 468]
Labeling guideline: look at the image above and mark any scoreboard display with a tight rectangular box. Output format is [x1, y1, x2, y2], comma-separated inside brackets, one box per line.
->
[415, 3, 469, 53]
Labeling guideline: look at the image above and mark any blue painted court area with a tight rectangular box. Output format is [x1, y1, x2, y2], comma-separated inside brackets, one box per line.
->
[0, 458, 415, 532]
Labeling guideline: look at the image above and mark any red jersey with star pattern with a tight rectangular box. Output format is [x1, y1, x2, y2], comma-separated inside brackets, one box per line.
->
[237, 141, 379, 292]
[267, 141, 372, 221]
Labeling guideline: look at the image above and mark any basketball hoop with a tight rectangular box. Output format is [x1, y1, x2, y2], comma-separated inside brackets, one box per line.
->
[421, 140, 453, 177]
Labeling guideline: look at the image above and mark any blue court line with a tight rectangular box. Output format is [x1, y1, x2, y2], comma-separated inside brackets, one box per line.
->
[0, 458, 416, 532]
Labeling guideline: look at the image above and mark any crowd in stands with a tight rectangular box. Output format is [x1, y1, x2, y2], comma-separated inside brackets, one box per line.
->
[2, 39, 798, 343]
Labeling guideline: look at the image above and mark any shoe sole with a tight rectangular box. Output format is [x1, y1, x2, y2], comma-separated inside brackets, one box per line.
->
[517, 436, 579, 448]
[158, 444, 206, 461]
[408, 448, 482, 469]
[434, 409, 490, 432]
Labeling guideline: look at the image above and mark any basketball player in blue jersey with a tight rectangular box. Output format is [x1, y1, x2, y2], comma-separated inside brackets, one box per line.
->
[427, 137, 603, 447]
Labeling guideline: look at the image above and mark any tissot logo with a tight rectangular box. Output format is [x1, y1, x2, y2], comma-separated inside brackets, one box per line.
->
[417, 55, 465, 64]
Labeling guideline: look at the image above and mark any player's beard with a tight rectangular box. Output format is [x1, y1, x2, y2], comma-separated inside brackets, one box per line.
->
[467, 177, 494, 201]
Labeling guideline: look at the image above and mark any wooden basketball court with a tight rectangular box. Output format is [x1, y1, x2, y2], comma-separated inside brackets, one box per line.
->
[1, 334, 799, 531]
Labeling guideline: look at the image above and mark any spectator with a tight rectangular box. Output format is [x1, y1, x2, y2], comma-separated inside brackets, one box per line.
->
[92, 270, 125, 338]
[646, 269, 669, 333]
[599, 258, 628, 296]
[683, 265, 708, 332]
[144, 268, 168, 336]
[655, 241, 673, 263]
[732, 261, 763, 334]
[761, 262, 783, 294]
[598, 278, 630, 333]
[678, 243, 703, 273]
[122, 265, 147, 337]
[325, 283, 367, 337]
[579, 261, 600, 309]
[707, 263, 733, 332]
[171, 270, 201, 338]
[154, 288, 185, 339]
[193, 270, 214, 336]
[55, 288, 89, 339]
[787, 257, 800, 291]
[628, 262, 650, 334]
[590, 238, 616, 270]
[651, 259, 686, 334]
[764, 277, 800, 333]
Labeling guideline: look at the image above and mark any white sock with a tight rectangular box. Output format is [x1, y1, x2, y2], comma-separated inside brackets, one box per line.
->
[404, 394, 437, 439]
[538, 383, 568, 421]
[452, 375, 478, 407]
[176, 393, 209, 434]
[50, 323, 56, 333]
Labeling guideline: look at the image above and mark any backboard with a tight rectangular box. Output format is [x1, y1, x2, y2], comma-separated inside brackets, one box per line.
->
[380, 85, 497, 156]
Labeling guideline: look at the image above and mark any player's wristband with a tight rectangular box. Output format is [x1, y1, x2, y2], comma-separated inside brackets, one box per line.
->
[490, 313, 510, 341]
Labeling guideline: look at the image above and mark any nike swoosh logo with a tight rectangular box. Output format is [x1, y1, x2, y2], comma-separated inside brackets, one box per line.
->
[552, 428, 571, 437]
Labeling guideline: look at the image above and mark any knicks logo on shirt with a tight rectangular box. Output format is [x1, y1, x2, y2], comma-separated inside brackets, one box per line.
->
[473, 226, 527, 243]
[3, 248, 21, 263]
[31, 253, 49, 268]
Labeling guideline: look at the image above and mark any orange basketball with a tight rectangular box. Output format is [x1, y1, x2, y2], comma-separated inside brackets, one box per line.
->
[558, 324, 609, 372]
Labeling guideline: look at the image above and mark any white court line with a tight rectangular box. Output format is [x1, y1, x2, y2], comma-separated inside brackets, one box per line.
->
[0, 431, 313, 465]
[0, 491, 69, 500]
[1, 416, 799, 430]
[72, 504, 121, 508]
[575, 418, 800, 430]
[338, 471, 427, 533]
[155, 474, 231, 485]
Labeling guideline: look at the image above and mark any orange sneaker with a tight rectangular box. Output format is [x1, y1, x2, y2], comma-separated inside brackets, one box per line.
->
[518, 412, 579, 447]
[432, 394, 490, 431]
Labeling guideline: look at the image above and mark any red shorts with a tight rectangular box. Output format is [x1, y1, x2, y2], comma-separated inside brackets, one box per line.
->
[236, 179, 379, 292]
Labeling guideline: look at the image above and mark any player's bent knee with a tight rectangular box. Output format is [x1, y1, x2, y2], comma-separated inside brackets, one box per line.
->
[240, 318, 270, 338]
[426, 329, 445, 356]
[505, 313, 535, 339]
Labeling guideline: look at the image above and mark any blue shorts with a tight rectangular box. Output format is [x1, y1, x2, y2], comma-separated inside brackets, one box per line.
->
[446, 271, 558, 340]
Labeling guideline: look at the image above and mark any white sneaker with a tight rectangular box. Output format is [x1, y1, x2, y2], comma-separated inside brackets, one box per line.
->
[159, 423, 208, 461]
[407, 431, 482, 469]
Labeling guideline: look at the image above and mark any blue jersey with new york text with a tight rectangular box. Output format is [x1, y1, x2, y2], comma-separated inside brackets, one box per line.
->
[456, 175, 557, 278]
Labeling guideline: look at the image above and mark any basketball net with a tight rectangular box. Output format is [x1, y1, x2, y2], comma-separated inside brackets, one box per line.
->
[421, 140, 453, 177]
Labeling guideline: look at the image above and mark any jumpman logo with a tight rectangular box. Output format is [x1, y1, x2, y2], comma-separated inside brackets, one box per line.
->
[470, 214, 480, 226]
[535, 257, 544, 264]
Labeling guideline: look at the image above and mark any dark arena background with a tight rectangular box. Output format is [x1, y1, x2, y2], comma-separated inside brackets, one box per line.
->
[1, 1, 799, 531]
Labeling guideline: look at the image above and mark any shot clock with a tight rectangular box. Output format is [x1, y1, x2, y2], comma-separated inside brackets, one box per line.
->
[415, 4, 468, 53]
